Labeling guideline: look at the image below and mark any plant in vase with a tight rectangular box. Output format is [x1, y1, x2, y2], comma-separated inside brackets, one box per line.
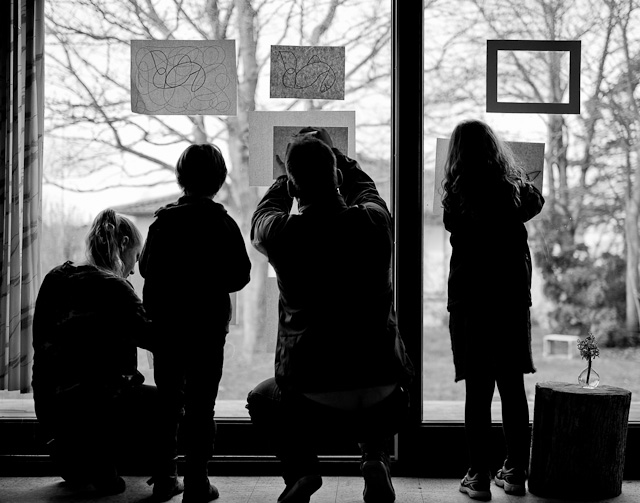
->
[577, 333, 600, 389]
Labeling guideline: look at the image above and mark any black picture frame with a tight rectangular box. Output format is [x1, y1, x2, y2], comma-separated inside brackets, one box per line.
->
[486, 39, 581, 114]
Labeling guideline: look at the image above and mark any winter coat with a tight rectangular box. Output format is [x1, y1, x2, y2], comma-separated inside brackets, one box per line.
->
[444, 181, 545, 310]
[32, 262, 152, 402]
[444, 180, 543, 380]
[139, 195, 251, 341]
[251, 149, 414, 394]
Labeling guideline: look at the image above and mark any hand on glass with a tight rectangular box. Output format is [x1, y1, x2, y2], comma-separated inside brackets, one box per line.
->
[275, 154, 286, 174]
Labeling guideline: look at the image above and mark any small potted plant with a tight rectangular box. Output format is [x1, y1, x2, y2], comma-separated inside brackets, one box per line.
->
[577, 333, 600, 389]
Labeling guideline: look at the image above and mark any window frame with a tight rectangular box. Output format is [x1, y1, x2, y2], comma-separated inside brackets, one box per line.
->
[4, 0, 640, 479]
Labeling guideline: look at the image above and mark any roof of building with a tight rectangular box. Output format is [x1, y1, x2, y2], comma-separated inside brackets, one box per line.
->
[111, 193, 181, 217]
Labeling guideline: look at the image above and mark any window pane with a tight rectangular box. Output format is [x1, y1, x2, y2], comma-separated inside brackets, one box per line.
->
[34, 0, 392, 418]
[423, 0, 640, 421]
[497, 50, 571, 104]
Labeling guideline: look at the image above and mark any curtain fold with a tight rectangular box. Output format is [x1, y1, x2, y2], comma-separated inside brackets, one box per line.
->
[0, 0, 44, 392]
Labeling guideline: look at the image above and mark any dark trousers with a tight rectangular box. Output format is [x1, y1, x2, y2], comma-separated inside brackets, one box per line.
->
[246, 377, 409, 485]
[36, 383, 159, 484]
[153, 336, 225, 483]
[464, 371, 530, 474]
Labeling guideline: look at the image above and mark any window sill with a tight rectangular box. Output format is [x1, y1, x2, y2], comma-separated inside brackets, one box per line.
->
[3, 398, 639, 422]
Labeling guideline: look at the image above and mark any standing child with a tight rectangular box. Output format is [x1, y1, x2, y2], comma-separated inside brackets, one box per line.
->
[442, 120, 544, 501]
[139, 143, 251, 503]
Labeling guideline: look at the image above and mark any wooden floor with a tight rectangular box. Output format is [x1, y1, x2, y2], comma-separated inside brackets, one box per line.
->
[1, 476, 639, 503]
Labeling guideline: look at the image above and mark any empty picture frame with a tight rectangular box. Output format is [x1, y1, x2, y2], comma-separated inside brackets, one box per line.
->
[486, 40, 581, 114]
[248, 111, 356, 186]
[270, 45, 346, 100]
[432, 138, 545, 218]
[131, 40, 237, 115]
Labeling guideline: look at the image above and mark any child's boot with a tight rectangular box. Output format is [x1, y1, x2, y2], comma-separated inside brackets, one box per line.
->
[182, 477, 219, 503]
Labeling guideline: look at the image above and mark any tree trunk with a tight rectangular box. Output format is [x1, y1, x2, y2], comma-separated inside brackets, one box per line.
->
[229, 0, 268, 361]
[620, 11, 640, 338]
[529, 382, 631, 499]
[625, 195, 640, 334]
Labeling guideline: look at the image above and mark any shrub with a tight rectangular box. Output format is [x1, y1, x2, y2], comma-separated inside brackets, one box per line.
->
[535, 244, 632, 347]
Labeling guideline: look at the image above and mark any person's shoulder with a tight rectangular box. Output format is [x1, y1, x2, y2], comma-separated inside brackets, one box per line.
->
[152, 199, 180, 217]
[45, 260, 73, 275]
[345, 201, 391, 223]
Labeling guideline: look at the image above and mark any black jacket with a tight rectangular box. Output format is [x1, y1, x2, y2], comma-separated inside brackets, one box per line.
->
[444, 181, 545, 310]
[139, 195, 251, 337]
[32, 262, 152, 401]
[251, 149, 414, 393]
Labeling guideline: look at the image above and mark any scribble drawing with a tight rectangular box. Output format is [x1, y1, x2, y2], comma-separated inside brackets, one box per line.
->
[278, 51, 337, 93]
[134, 45, 232, 114]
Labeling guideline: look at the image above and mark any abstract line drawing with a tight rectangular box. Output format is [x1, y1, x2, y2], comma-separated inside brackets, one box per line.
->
[278, 51, 337, 93]
[131, 40, 237, 115]
[270, 45, 345, 100]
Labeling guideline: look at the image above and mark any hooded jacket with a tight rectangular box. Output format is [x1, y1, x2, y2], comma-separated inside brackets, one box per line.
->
[139, 195, 251, 338]
[32, 262, 152, 401]
[251, 149, 414, 393]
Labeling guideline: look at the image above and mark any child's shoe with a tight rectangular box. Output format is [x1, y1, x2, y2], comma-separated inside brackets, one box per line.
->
[361, 459, 395, 503]
[92, 475, 126, 495]
[459, 469, 491, 501]
[182, 478, 219, 503]
[277, 474, 322, 503]
[149, 475, 185, 501]
[494, 463, 526, 496]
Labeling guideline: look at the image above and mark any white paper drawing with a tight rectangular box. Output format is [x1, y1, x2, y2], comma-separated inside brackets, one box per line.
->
[270, 45, 345, 100]
[248, 111, 356, 186]
[131, 40, 237, 115]
[432, 138, 544, 217]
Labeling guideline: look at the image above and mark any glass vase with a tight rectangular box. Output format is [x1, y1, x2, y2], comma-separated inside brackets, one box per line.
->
[578, 362, 600, 389]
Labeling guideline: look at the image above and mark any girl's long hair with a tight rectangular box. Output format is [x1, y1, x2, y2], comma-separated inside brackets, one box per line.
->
[441, 119, 527, 215]
[85, 209, 142, 277]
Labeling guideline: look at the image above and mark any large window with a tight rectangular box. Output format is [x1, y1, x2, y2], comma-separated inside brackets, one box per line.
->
[38, 0, 393, 418]
[423, 0, 640, 421]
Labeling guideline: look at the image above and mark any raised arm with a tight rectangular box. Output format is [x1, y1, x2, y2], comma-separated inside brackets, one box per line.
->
[251, 175, 293, 258]
[517, 182, 545, 223]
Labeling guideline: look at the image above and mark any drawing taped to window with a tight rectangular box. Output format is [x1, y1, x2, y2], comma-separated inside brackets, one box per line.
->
[270, 45, 345, 100]
[131, 40, 237, 115]
[273, 126, 349, 179]
[248, 110, 356, 186]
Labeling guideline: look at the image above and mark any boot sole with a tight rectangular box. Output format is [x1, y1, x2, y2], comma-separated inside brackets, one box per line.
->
[278, 475, 322, 503]
[362, 460, 395, 503]
[459, 484, 491, 501]
[495, 477, 526, 495]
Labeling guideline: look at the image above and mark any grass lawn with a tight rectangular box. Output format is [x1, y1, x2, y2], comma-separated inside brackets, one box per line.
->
[150, 322, 640, 406]
[130, 322, 640, 420]
[423, 325, 640, 402]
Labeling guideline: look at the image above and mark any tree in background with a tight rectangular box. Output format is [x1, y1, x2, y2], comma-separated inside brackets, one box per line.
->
[45, 0, 640, 349]
[44, 0, 394, 360]
[40, 198, 87, 276]
[424, 0, 640, 345]
[598, 0, 640, 345]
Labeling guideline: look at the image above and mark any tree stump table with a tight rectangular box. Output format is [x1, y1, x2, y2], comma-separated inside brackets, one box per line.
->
[528, 382, 632, 499]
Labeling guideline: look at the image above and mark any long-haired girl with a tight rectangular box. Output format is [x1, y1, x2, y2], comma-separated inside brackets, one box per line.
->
[33, 208, 155, 495]
[442, 119, 544, 501]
